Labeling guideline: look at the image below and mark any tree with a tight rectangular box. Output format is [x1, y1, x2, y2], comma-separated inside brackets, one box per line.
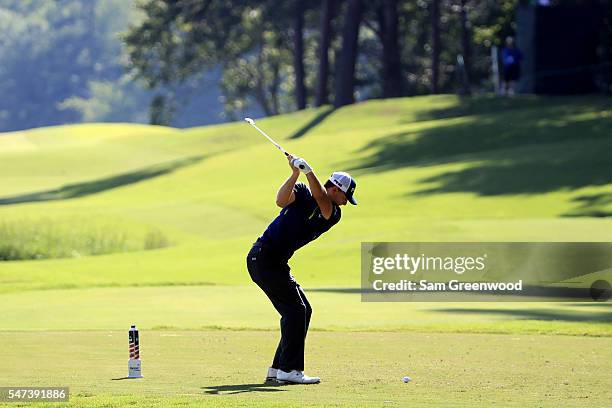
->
[293, 0, 307, 109]
[59, 76, 150, 123]
[220, 30, 290, 118]
[458, 0, 472, 94]
[315, 0, 337, 106]
[431, 0, 441, 94]
[124, 0, 248, 121]
[0, 0, 148, 132]
[377, 0, 403, 97]
[149, 94, 173, 126]
[125, 0, 319, 120]
[334, 0, 363, 107]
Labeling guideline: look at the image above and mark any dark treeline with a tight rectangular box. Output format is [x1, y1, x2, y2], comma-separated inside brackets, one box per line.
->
[125, 0, 533, 122]
[0, 0, 610, 131]
[126, 0, 610, 123]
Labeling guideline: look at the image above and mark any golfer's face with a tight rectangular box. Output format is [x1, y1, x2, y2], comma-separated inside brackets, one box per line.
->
[333, 188, 348, 206]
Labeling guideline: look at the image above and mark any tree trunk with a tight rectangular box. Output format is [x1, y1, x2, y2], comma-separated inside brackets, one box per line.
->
[294, 0, 307, 110]
[315, 0, 336, 106]
[256, 51, 273, 116]
[270, 59, 280, 115]
[431, 0, 440, 94]
[460, 0, 471, 95]
[334, 0, 362, 108]
[378, 0, 403, 98]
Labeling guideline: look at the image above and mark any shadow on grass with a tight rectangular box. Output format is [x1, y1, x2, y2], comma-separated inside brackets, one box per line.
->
[202, 383, 286, 395]
[344, 97, 612, 202]
[407, 95, 597, 123]
[432, 307, 612, 323]
[570, 303, 612, 308]
[289, 106, 335, 139]
[352, 101, 611, 173]
[0, 155, 204, 205]
[563, 192, 612, 218]
[307, 287, 362, 294]
[412, 140, 612, 196]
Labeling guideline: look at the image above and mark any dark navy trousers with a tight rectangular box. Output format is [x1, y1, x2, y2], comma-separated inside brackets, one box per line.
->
[246, 243, 312, 372]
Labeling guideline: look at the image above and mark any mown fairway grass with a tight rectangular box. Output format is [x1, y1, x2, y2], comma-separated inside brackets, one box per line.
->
[1, 95, 611, 407]
[1, 331, 610, 407]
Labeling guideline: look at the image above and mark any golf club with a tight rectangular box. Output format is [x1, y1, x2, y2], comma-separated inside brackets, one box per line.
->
[244, 117, 305, 170]
[244, 117, 289, 157]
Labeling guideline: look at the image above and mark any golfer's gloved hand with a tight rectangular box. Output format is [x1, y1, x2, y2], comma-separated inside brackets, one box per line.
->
[292, 157, 312, 174]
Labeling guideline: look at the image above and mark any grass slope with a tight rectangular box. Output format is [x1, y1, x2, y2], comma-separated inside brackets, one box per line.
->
[1, 95, 611, 291]
[1, 95, 611, 407]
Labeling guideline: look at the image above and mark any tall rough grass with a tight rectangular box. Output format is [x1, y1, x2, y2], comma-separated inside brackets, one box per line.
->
[0, 218, 171, 261]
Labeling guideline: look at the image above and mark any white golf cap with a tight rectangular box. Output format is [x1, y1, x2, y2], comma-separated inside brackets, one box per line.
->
[329, 171, 357, 205]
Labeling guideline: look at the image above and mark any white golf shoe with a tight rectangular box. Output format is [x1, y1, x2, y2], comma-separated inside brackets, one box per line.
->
[276, 369, 320, 384]
[265, 367, 278, 382]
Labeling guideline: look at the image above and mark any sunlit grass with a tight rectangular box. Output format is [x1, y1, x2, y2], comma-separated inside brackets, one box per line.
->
[1, 95, 611, 407]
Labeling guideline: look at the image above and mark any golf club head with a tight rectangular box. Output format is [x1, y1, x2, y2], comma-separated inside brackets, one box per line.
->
[244, 117, 255, 125]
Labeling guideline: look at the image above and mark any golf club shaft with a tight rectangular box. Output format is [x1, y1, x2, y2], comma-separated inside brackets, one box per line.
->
[244, 118, 289, 156]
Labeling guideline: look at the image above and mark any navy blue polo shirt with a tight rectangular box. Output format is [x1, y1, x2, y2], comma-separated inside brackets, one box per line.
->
[259, 182, 341, 261]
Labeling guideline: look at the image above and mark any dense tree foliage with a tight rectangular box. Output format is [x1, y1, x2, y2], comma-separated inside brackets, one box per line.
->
[1, 1, 609, 130]
[0, 0, 151, 131]
[125, 0, 545, 119]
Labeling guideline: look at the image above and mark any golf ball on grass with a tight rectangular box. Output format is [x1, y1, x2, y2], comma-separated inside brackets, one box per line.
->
[403, 376, 411, 383]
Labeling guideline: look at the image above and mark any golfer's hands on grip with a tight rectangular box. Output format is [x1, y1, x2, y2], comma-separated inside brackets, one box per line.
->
[287, 154, 299, 174]
[292, 156, 312, 174]
[286, 154, 312, 174]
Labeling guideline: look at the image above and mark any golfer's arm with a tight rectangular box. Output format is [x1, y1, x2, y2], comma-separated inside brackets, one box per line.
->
[305, 172, 333, 219]
[276, 172, 299, 207]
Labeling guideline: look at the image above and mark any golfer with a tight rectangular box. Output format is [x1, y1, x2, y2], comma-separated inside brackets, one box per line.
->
[247, 154, 357, 384]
